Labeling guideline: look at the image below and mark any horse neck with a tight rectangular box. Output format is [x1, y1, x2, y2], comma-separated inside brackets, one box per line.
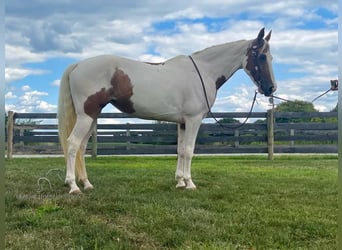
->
[191, 40, 251, 89]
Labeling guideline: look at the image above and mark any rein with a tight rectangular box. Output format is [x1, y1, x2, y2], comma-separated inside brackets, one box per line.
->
[311, 88, 333, 103]
[271, 80, 338, 104]
[270, 95, 295, 103]
[189, 55, 258, 129]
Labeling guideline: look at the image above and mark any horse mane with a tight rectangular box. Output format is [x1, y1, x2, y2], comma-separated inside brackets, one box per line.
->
[192, 40, 248, 56]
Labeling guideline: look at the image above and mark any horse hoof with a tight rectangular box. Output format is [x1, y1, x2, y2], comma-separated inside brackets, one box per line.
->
[69, 188, 82, 194]
[176, 183, 186, 189]
[82, 179, 94, 191]
[185, 180, 196, 190]
[176, 180, 186, 189]
[84, 184, 94, 190]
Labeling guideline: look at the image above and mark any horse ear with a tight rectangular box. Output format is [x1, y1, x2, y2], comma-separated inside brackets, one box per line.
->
[265, 30, 272, 41]
[257, 28, 265, 42]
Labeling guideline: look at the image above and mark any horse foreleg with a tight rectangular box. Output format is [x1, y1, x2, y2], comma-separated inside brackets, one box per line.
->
[180, 117, 202, 190]
[175, 123, 186, 188]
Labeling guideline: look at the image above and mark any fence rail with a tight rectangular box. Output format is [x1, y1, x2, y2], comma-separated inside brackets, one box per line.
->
[6, 111, 338, 159]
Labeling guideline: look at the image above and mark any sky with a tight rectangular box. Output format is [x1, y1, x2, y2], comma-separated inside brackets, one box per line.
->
[4, 1, 338, 121]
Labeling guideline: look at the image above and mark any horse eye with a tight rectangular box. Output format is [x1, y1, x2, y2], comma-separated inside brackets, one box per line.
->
[259, 54, 267, 61]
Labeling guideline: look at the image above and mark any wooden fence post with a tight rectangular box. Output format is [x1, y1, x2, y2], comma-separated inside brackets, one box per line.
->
[91, 123, 97, 158]
[19, 128, 24, 146]
[126, 123, 131, 151]
[290, 128, 295, 146]
[6, 111, 14, 159]
[267, 109, 274, 160]
[234, 129, 239, 148]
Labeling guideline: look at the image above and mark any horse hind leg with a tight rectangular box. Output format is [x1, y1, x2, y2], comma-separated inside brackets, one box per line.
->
[65, 115, 94, 194]
[76, 147, 94, 191]
[76, 120, 96, 191]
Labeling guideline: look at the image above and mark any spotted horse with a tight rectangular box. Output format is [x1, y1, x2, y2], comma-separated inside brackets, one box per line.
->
[58, 28, 277, 194]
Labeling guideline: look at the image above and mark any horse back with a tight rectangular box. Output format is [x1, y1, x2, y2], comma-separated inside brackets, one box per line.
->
[69, 55, 207, 122]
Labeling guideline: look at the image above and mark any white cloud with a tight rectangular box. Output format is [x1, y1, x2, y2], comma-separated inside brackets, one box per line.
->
[17, 90, 49, 110]
[213, 84, 269, 112]
[37, 101, 57, 112]
[6, 92, 57, 113]
[5, 104, 17, 113]
[5, 66, 48, 84]
[5, 44, 47, 66]
[5, 86, 59, 113]
[22, 90, 48, 97]
[164, 7, 204, 20]
[51, 80, 60, 87]
[21, 85, 31, 91]
[5, 91, 17, 99]
[5, 67, 32, 83]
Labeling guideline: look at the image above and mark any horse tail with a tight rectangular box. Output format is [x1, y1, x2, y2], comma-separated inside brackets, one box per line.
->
[58, 63, 78, 163]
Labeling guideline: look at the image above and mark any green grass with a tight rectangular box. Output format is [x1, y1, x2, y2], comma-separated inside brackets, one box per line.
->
[5, 155, 337, 249]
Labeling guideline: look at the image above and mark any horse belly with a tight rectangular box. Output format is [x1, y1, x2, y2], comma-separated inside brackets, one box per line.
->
[130, 83, 186, 123]
[127, 69, 206, 123]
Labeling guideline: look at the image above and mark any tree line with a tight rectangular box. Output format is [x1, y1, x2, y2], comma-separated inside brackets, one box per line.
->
[219, 100, 338, 124]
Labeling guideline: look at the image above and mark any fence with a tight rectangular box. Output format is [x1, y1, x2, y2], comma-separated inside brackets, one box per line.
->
[6, 111, 338, 159]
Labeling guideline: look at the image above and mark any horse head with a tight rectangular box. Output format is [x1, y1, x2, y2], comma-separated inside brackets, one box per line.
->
[243, 28, 277, 96]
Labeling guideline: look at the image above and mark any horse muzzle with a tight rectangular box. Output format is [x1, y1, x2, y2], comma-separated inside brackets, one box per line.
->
[258, 85, 276, 97]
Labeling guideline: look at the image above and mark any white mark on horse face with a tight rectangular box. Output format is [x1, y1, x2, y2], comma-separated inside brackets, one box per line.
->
[83, 68, 135, 119]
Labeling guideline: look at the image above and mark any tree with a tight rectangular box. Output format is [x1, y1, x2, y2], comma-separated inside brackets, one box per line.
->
[275, 100, 318, 123]
[275, 100, 317, 113]
[218, 118, 240, 124]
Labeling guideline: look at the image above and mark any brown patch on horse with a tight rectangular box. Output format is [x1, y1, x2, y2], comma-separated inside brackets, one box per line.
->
[84, 88, 112, 119]
[110, 68, 135, 113]
[84, 68, 135, 119]
[216, 75, 227, 89]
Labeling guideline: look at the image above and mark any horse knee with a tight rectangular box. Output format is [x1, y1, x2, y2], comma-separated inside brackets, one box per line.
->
[184, 146, 194, 159]
[177, 146, 185, 158]
[178, 145, 194, 158]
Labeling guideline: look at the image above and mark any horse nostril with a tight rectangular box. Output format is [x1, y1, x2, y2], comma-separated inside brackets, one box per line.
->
[263, 87, 274, 96]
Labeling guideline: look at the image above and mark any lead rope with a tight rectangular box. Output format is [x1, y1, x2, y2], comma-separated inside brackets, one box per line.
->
[189, 55, 258, 129]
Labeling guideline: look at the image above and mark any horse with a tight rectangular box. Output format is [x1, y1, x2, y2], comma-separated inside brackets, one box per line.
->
[58, 28, 277, 194]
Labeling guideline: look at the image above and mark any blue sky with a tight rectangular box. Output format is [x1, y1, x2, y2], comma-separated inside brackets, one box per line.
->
[5, 1, 338, 119]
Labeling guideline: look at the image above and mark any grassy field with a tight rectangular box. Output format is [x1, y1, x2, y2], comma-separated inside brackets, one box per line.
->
[5, 155, 337, 249]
